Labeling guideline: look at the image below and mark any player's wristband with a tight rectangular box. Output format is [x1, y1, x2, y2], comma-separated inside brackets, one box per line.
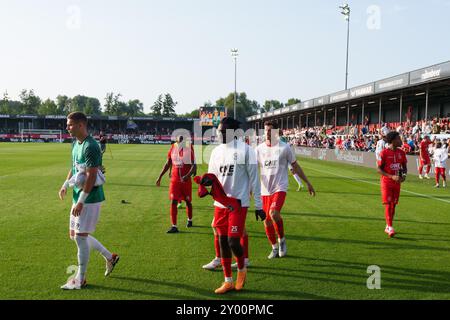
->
[77, 191, 89, 205]
[62, 180, 69, 189]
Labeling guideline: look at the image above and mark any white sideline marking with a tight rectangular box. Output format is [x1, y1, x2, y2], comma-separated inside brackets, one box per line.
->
[302, 164, 450, 205]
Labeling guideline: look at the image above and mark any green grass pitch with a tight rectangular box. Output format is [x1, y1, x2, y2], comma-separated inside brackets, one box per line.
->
[1, 143, 450, 300]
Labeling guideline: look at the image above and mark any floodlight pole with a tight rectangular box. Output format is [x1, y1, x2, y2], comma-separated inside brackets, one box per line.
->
[231, 49, 239, 119]
[340, 4, 351, 90]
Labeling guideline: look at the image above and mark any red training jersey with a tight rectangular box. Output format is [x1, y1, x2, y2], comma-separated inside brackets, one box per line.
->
[378, 148, 407, 185]
[401, 143, 411, 154]
[419, 140, 431, 159]
[168, 143, 195, 183]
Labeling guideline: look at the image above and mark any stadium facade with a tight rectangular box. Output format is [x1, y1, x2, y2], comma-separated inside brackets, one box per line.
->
[0, 115, 197, 143]
[246, 60, 450, 132]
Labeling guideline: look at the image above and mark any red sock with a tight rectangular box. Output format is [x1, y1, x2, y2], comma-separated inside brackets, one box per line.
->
[419, 165, 424, 175]
[170, 203, 177, 226]
[240, 234, 248, 259]
[221, 258, 232, 278]
[384, 204, 392, 227]
[273, 218, 285, 239]
[265, 223, 277, 245]
[426, 165, 431, 174]
[186, 202, 193, 220]
[436, 172, 440, 184]
[214, 234, 221, 258]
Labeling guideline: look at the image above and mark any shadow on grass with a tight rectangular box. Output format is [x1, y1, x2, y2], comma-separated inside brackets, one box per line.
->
[281, 211, 450, 226]
[247, 229, 450, 253]
[290, 256, 450, 294]
[101, 275, 332, 300]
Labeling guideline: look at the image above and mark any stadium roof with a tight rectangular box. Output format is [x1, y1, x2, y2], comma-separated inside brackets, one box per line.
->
[246, 60, 450, 122]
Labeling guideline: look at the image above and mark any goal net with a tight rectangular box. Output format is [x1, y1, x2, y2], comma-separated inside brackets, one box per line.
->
[20, 129, 63, 143]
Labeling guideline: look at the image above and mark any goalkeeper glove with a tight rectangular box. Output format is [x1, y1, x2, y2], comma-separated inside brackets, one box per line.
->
[255, 209, 266, 221]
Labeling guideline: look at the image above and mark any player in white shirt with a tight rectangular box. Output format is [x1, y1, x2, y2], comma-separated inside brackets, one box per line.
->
[375, 126, 390, 164]
[256, 121, 315, 259]
[433, 142, 448, 188]
[203, 117, 266, 294]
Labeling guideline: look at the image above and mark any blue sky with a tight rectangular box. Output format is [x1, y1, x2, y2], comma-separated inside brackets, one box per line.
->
[1, 0, 449, 114]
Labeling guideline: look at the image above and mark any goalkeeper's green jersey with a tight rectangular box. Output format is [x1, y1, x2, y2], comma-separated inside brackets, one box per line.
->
[71, 135, 105, 204]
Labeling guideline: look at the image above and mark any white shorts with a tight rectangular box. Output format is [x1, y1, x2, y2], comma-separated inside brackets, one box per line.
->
[69, 203, 101, 234]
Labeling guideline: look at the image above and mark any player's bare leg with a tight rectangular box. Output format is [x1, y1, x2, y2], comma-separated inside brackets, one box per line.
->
[271, 210, 287, 257]
[167, 200, 179, 233]
[186, 200, 193, 228]
[264, 218, 279, 259]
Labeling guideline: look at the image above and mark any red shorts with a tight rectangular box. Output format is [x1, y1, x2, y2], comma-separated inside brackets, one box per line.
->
[435, 167, 446, 176]
[420, 157, 431, 166]
[262, 191, 286, 222]
[169, 180, 192, 202]
[381, 183, 401, 205]
[213, 206, 248, 238]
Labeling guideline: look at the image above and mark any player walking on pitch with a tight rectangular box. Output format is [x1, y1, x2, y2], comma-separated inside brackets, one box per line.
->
[206, 117, 266, 294]
[156, 135, 197, 233]
[59, 112, 119, 290]
[418, 135, 432, 179]
[257, 121, 315, 259]
[377, 131, 408, 238]
[432, 141, 448, 188]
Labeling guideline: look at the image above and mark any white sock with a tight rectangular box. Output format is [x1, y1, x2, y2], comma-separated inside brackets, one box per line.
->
[75, 235, 90, 281]
[214, 257, 221, 261]
[188, 219, 192, 222]
[172, 224, 177, 228]
[293, 174, 303, 186]
[88, 235, 113, 261]
[279, 237, 286, 243]
[225, 277, 233, 283]
[272, 244, 278, 250]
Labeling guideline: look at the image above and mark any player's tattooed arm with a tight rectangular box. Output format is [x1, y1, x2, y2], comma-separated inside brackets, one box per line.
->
[156, 159, 171, 186]
[59, 169, 73, 200]
[291, 161, 315, 196]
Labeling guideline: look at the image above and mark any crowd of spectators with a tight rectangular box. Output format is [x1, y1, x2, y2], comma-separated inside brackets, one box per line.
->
[282, 117, 450, 155]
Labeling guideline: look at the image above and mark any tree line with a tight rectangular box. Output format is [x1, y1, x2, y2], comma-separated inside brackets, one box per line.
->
[0, 89, 300, 121]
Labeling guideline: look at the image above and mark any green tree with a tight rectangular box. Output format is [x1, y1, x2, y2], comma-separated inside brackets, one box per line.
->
[84, 97, 102, 115]
[56, 95, 71, 115]
[127, 99, 144, 116]
[38, 98, 58, 115]
[19, 89, 41, 114]
[151, 94, 164, 116]
[104, 93, 123, 115]
[263, 100, 283, 112]
[0, 91, 11, 114]
[286, 98, 301, 106]
[216, 92, 260, 124]
[162, 93, 177, 116]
